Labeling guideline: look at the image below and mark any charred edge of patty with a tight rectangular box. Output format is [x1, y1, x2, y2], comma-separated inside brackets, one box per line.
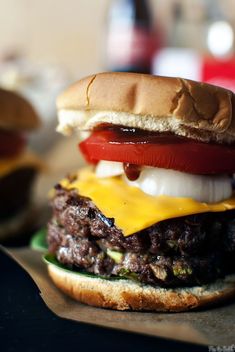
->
[49, 187, 235, 256]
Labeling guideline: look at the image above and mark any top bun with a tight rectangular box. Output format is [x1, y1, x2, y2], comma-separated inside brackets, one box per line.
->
[57, 72, 235, 143]
[0, 88, 40, 131]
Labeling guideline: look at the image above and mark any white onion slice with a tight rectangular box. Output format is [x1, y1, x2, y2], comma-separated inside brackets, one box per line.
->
[95, 160, 232, 203]
[96, 160, 123, 178]
[125, 167, 232, 203]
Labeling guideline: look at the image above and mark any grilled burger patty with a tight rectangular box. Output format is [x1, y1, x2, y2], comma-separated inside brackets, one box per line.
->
[47, 186, 235, 287]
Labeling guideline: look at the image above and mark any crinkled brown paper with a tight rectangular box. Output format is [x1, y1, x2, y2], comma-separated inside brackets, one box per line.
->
[4, 246, 235, 346]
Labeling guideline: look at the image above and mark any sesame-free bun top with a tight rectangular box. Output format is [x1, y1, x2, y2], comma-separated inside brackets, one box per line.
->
[0, 88, 40, 131]
[57, 72, 235, 143]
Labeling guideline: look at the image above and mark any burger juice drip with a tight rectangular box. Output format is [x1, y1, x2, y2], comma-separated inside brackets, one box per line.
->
[123, 163, 141, 181]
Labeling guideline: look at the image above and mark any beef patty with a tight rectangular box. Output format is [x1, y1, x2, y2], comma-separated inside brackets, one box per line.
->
[47, 186, 235, 287]
[0, 167, 37, 220]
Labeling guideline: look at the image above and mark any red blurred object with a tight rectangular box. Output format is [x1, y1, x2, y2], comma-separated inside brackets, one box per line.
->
[202, 56, 235, 92]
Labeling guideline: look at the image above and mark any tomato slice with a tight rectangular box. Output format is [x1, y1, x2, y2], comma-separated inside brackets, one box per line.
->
[79, 126, 235, 175]
[0, 130, 26, 157]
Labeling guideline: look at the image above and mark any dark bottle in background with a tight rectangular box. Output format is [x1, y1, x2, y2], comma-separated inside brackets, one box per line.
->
[106, 0, 157, 74]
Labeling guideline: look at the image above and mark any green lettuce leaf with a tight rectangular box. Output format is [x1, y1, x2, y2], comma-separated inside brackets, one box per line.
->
[30, 228, 48, 252]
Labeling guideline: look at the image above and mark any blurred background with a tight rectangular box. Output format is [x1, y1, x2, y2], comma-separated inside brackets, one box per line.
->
[1, 0, 235, 207]
[1, 0, 235, 77]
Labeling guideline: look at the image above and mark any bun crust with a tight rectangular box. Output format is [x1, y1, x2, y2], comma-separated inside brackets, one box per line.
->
[57, 72, 235, 143]
[0, 88, 40, 131]
[48, 264, 235, 312]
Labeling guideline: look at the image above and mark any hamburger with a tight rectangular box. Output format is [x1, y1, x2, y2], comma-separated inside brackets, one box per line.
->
[46, 72, 235, 311]
[0, 88, 42, 241]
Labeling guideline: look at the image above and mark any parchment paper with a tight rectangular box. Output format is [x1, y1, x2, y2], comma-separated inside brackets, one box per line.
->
[4, 247, 235, 346]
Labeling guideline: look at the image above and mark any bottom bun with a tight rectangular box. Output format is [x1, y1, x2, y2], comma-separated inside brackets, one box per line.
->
[48, 264, 235, 312]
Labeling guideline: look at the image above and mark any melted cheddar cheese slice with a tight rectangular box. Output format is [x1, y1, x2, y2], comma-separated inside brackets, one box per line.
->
[60, 168, 235, 237]
[0, 150, 44, 178]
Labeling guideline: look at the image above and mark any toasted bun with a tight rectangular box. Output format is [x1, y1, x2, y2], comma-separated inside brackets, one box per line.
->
[0, 88, 40, 131]
[56, 72, 235, 144]
[48, 264, 235, 312]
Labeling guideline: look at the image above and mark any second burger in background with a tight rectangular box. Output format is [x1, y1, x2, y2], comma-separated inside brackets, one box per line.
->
[0, 88, 42, 241]
[46, 73, 235, 311]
